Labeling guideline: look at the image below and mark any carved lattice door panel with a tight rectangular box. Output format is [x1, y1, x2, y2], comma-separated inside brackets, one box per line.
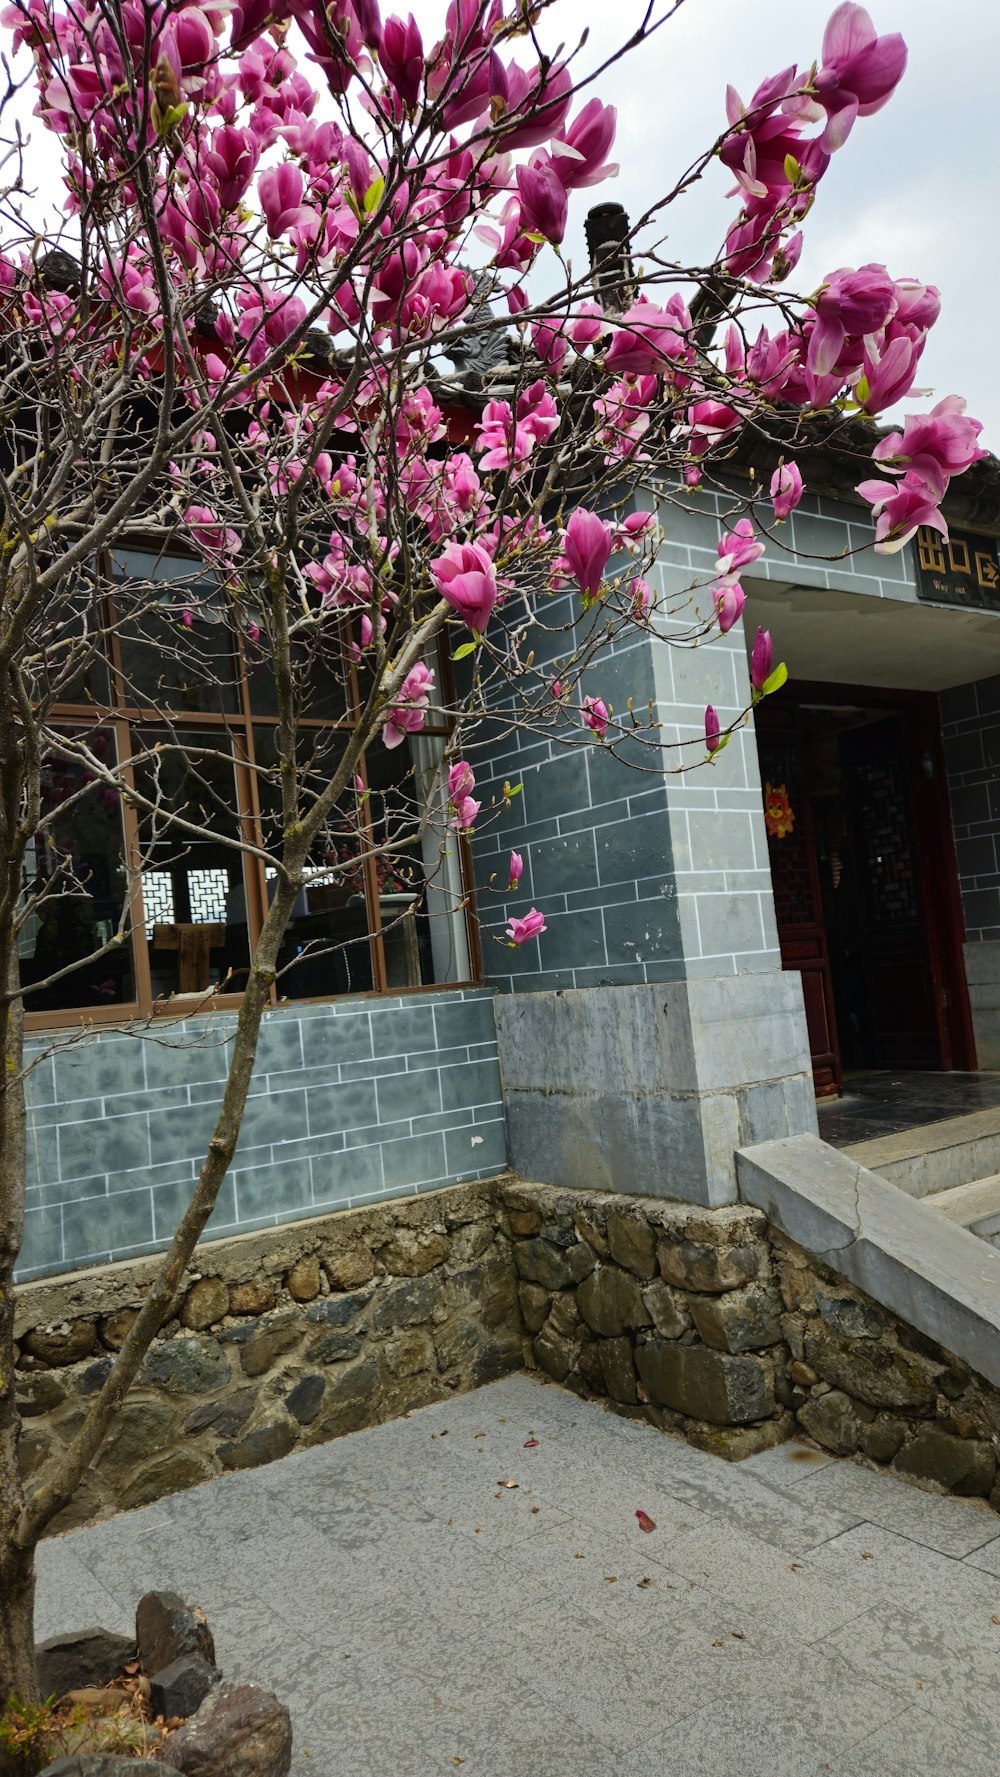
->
[757, 725, 841, 1097]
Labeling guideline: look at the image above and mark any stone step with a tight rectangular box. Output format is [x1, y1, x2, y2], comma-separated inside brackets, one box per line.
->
[842, 1107, 1000, 1199]
[926, 1173, 1000, 1246]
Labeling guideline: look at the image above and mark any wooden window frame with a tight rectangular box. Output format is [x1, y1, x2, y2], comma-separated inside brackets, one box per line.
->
[23, 549, 481, 1031]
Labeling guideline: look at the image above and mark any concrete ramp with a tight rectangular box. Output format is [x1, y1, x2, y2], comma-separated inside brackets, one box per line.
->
[737, 1132, 1000, 1390]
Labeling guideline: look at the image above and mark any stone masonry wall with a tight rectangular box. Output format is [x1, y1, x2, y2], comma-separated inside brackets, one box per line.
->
[16, 1177, 1000, 1534]
[14, 1180, 519, 1534]
[507, 1182, 1000, 1508]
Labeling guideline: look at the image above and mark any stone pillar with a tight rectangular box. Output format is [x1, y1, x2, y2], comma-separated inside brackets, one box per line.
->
[474, 503, 817, 1207]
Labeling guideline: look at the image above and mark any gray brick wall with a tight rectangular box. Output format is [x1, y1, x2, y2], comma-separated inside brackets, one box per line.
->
[940, 674, 1000, 943]
[473, 501, 781, 992]
[19, 990, 506, 1282]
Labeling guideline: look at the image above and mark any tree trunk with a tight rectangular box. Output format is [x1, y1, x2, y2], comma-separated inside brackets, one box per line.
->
[0, 1542, 37, 1717]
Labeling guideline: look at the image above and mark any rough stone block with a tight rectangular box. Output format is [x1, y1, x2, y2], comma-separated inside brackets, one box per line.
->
[184, 1391, 257, 1439]
[322, 1244, 375, 1291]
[370, 1275, 438, 1329]
[94, 1401, 176, 1482]
[814, 1290, 886, 1340]
[285, 1374, 325, 1424]
[36, 1629, 137, 1700]
[635, 1340, 775, 1425]
[642, 1279, 690, 1338]
[803, 1324, 944, 1410]
[227, 1281, 277, 1317]
[534, 1324, 578, 1383]
[599, 1336, 637, 1404]
[577, 1266, 652, 1337]
[381, 1229, 451, 1276]
[893, 1427, 997, 1497]
[149, 1653, 218, 1721]
[233, 1316, 301, 1381]
[217, 1419, 297, 1471]
[606, 1213, 658, 1279]
[687, 1284, 784, 1353]
[136, 1592, 215, 1677]
[858, 1414, 908, 1463]
[514, 1238, 591, 1292]
[383, 1329, 435, 1377]
[162, 1683, 292, 1777]
[796, 1389, 861, 1456]
[181, 1279, 230, 1330]
[142, 1337, 231, 1396]
[23, 1321, 96, 1367]
[121, 1451, 216, 1512]
[517, 1282, 551, 1335]
[658, 1237, 762, 1295]
[682, 1411, 795, 1461]
[285, 1255, 321, 1303]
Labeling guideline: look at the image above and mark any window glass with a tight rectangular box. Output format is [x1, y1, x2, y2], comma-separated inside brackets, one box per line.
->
[39, 573, 112, 707]
[364, 735, 471, 989]
[253, 727, 375, 998]
[20, 730, 135, 1012]
[111, 550, 242, 714]
[244, 625, 355, 724]
[131, 730, 250, 1001]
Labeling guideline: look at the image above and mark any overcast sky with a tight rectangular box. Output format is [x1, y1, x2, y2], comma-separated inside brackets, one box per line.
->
[9, 1, 992, 441]
[558, 0, 999, 447]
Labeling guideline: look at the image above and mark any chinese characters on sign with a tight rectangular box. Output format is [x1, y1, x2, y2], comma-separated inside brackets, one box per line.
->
[914, 527, 1000, 612]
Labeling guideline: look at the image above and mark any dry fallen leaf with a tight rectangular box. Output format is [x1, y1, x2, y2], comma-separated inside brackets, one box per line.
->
[711, 1638, 723, 1647]
[474, 1431, 486, 1439]
[789, 1562, 803, 1571]
[992, 1616, 1000, 1626]
[451, 1759, 465, 1767]
[636, 1510, 656, 1534]
[637, 1578, 653, 1589]
[731, 1631, 746, 1641]
[531, 1506, 540, 1514]
[604, 1575, 618, 1583]
[496, 1479, 519, 1488]
[861, 1551, 874, 1561]
[574, 1552, 585, 1560]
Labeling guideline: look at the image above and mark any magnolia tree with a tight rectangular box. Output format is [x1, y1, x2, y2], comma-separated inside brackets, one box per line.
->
[0, 0, 986, 1714]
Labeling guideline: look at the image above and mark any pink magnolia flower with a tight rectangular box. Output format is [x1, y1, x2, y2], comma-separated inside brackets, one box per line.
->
[770, 461, 804, 521]
[750, 627, 773, 690]
[814, 3, 907, 149]
[714, 581, 746, 634]
[431, 540, 498, 633]
[705, 704, 722, 755]
[605, 298, 688, 378]
[631, 577, 652, 618]
[507, 851, 523, 890]
[808, 264, 896, 377]
[856, 332, 923, 415]
[517, 380, 560, 447]
[247, 620, 261, 644]
[381, 12, 423, 108]
[570, 301, 605, 349]
[506, 907, 547, 945]
[717, 518, 764, 576]
[448, 760, 475, 802]
[259, 163, 315, 238]
[856, 469, 948, 554]
[515, 158, 568, 245]
[551, 97, 618, 190]
[384, 659, 435, 748]
[451, 794, 481, 831]
[562, 509, 613, 599]
[581, 695, 609, 738]
[871, 397, 987, 497]
[531, 317, 568, 373]
[204, 125, 260, 210]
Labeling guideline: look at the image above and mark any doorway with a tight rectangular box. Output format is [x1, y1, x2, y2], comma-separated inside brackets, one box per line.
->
[756, 684, 977, 1096]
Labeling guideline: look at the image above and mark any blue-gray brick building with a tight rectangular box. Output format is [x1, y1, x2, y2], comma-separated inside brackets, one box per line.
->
[18, 456, 1000, 1280]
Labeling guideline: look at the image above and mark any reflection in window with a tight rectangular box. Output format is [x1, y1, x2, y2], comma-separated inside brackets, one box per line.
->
[111, 550, 241, 715]
[133, 733, 250, 1000]
[253, 728, 375, 999]
[20, 733, 135, 1012]
[369, 734, 471, 990]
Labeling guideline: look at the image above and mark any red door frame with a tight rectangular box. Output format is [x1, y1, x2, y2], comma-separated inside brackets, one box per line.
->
[764, 679, 978, 1078]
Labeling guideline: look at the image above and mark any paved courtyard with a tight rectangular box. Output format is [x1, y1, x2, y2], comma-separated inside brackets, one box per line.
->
[36, 1373, 1000, 1776]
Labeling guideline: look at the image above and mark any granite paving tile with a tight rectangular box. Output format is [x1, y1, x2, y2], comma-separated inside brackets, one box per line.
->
[787, 1457, 1000, 1558]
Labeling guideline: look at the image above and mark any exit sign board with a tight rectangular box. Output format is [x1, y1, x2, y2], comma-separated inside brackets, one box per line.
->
[914, 526, 1000, 612]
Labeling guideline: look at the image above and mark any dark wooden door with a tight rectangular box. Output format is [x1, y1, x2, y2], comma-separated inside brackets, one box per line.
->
[839, 715, 941, 1068]
[757, 724, 841, 1096]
